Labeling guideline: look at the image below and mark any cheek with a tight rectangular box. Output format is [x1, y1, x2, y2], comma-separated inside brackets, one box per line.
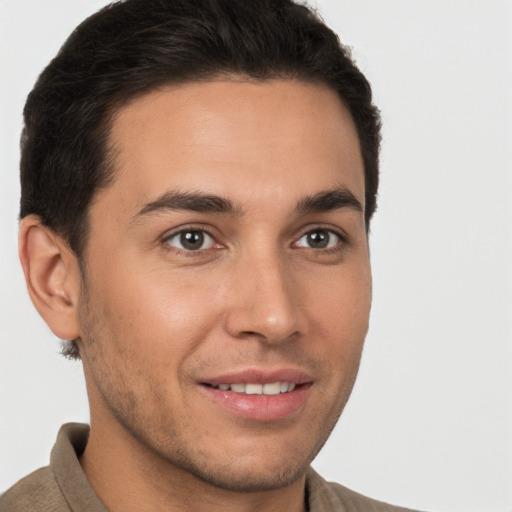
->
[305, 264, 371, 336]
[299, 264, 371, 389]
[88, 264, 227, 361]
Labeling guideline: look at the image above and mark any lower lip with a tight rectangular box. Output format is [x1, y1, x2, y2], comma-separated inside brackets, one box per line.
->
[200, 385, 311, 421]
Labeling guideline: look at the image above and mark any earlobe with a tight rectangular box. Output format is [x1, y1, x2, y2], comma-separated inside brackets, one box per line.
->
[19, 215, 81, 341]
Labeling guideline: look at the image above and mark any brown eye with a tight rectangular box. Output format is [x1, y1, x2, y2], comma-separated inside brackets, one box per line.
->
[166, 230, 215, 251]
[296, 229, 340, 249]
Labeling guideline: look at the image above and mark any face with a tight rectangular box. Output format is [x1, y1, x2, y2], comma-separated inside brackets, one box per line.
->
[76, 79, 371, 491]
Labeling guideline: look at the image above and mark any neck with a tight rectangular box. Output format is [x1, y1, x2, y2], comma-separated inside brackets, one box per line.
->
[80, 413, 307, 512]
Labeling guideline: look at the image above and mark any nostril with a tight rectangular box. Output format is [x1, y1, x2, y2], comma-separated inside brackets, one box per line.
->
[222, 273, 301, 343]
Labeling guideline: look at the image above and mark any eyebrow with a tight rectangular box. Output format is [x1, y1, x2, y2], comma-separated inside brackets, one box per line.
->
[133, 186, 362, 221]
[134, 191, 244, 219]
[295, 187, 363, 215]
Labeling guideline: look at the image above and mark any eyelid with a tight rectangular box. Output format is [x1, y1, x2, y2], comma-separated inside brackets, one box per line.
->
[294, 224, 347, 243]
[290, 226, 349, 258]
[165, 230, 215, 250]
[158, 223, 347, 256]
[160, 224, 224, 253]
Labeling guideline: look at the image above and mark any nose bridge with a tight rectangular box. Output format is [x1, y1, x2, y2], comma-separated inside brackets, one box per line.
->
[224, 242, 301, 343]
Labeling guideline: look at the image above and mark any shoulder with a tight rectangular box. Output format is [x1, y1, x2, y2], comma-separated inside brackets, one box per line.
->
[307, 468, 425, 512]
[0, 466, 70, 512]
[326, 480, 423, 512]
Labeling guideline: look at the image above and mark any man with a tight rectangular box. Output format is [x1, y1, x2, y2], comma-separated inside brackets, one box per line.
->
[0, 0, 421, 510]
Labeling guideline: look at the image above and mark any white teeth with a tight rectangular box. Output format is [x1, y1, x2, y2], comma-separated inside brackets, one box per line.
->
[262, 382, 281, 395]
[213, 382, 298, 395]
[245, 383, 263, 395]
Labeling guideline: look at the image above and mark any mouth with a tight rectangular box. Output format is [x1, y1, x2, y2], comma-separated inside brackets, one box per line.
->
[204, 381, 298, 395]
[199, 370, 312, 421]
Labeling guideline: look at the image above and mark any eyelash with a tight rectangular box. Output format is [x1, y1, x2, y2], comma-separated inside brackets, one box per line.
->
[293, 226, 347, 254]
[160, 225, 347, 257]
[161, 225, 221, 257]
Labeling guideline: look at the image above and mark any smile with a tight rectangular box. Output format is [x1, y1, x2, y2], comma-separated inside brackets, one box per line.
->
[208, 382, 297, 395]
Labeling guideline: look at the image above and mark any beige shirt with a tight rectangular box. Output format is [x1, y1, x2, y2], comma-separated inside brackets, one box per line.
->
[0, 424, 421, 511]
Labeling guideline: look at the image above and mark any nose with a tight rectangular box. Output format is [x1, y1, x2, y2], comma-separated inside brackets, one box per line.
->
[223, 250, 303, 344]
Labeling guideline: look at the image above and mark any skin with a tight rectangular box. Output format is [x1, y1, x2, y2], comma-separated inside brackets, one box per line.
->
[20, 79, 372, 512]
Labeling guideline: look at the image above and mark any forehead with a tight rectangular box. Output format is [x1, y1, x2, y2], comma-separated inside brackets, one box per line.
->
[102, 79, 364, 214]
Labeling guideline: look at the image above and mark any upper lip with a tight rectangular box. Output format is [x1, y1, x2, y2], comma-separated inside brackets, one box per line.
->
[200, 368, 314, 386]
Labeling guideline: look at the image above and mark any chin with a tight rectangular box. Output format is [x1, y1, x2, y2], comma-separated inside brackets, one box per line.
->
[180, 456, 310, 492]
[153, 423, 333, 493]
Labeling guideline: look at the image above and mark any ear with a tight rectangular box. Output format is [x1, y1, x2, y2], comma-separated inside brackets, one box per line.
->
[19, 215, 82, 340]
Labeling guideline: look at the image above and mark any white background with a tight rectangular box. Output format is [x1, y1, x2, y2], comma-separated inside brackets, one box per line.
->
[1, 1, 511, 511]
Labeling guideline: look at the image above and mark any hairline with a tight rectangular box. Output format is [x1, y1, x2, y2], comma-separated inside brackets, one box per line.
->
[73, 73, 367, 262]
